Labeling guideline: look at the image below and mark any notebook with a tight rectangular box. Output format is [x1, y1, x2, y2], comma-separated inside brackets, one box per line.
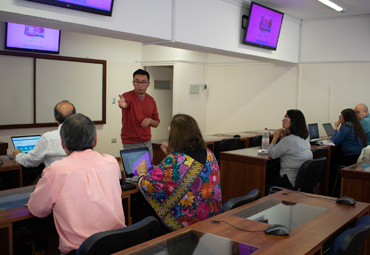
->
[322, 123, 334, 137]
[11, 135, 41, 153]
[119, 147, 154, 180]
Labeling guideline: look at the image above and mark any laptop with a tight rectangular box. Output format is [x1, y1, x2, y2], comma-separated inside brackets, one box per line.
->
[119, 147, 154, 181]
[11, 135, 41, 153]
[322, 123, 334, 137]
[308, 123, 326, 144]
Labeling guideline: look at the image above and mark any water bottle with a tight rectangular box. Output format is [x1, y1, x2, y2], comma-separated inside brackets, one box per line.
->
[262, 127, 269, 151]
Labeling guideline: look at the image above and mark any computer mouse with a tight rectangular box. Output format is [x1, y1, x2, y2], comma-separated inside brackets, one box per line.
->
[264, 224, 290, 236]
[336, 196, 356, 205]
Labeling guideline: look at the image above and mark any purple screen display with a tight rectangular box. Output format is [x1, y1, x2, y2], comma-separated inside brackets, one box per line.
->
[6, 22, 60, 52]
[56, 0, 112, 11]
[132, 151, 153, 176]
[245, 4, 283, 49]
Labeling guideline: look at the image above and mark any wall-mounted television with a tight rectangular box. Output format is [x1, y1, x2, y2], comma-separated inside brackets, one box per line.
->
[243, 2, 284, 51]
[25, 0, 114, 17]
[5, 22, 61, 54]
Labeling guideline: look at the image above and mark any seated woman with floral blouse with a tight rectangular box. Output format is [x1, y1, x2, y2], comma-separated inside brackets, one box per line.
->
[136, 114, 222, 231]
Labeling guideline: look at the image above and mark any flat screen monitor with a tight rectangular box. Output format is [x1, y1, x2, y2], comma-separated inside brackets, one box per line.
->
[25, 0, 114, 16]
[5, 22, 61, 54]
[243, 2, 284, 51]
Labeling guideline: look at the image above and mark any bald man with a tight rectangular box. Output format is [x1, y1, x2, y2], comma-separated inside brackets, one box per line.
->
[12, 100, 76, 169]
[355, 103, 370, 144]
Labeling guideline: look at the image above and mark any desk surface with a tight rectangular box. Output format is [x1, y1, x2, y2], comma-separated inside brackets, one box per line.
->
[341, 160, 370, 181]
[0, 157, 21, 171]
[115, 190, 369, 255]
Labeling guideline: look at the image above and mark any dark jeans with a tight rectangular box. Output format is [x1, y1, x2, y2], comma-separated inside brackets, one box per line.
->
[329, 153, 359, 197]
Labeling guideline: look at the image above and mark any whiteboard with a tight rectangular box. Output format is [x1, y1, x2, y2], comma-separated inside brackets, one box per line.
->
[0, 51, 106, 129]
[0, 55, 34, 125]
[36, 59, 103, 123]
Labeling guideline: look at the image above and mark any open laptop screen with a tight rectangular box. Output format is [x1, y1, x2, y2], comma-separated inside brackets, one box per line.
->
[119, 147, 154, 179]
[11, 135, 41, 153]
[308, 124, 320, 140]
[322, 123, 334, 137]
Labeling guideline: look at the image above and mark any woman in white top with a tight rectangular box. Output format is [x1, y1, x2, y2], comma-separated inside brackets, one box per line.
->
[266, 109, 313, 188]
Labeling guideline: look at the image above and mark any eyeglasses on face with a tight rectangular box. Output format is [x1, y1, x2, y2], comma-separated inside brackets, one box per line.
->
[283, 117, 290, 121]
[133, 81, 149, 86]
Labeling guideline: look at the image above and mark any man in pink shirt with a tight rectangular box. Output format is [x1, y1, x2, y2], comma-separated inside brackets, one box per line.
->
[118, 69, 160, 160]
[28, 113, 126, 254]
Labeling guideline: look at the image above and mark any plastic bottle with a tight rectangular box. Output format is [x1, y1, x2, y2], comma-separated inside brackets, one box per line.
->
[262, 127, 269, 151]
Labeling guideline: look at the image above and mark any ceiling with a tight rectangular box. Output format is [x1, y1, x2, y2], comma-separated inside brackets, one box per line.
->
[251, 0, 370, 20]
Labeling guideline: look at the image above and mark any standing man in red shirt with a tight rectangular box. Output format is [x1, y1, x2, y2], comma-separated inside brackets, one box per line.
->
[118, 69, 160, 160]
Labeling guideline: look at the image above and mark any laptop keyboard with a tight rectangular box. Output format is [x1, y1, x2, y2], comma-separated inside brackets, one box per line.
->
[126, 176, 139, 183]
[7, 154, 15, 161]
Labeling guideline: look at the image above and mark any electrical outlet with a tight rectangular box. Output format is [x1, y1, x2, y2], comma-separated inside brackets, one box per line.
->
[111, 138, 117, 143]
[112, 98, 116, 104]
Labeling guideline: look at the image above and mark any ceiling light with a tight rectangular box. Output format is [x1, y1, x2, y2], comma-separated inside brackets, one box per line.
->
[318, 0, 348, 13]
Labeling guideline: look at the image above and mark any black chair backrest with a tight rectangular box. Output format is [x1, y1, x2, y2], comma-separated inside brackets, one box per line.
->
[329, 215, 370, 255]
[295, 157, 327, 190]
[76, 216, 160, 255]
[248, 135, 262, 148]
[218, 189, 261, 214]
[311, 147, 327, 159]
[214, 138, 241, 160]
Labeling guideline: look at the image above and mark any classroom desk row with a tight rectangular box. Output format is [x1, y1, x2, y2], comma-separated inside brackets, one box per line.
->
[151, 130, 277, 165]
[220, 145, 337, 201]
[114, 190, 370, 255]
[0, 184, 139, 255]
[152, 133, 336, 201]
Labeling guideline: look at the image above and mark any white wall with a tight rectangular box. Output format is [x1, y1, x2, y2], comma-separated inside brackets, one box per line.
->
[299, 15, 370, 135]
[173, 62, 209, 132]
[300, 62, 370, 135]
[301, 15, 370, 63]
[205, 62, 298, 134]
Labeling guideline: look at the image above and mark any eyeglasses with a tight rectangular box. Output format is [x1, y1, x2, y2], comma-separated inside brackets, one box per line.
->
[339, 115, 343, 119]
[283, 117, 290, 121]
[133, 81, 149, 86]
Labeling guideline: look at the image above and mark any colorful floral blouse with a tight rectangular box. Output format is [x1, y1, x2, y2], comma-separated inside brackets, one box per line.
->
[139, 148, 222, 231]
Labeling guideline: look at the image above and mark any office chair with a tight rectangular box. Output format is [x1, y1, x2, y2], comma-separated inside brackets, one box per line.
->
[268, 157, 327, 194]
[249, 135, 280, 148]
[311, 147, 327, 159]
[326, 215, 370, 255]
[214, 138, 241, 162]
[248, 135, 262, 148]
[218, 189, 261, 214]
[76, 216, 160, 255]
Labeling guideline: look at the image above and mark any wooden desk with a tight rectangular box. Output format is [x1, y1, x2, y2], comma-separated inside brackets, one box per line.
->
[152, 135, 233, 165]
[220, 145, 336, 202]
[341, 160, 370, 203]
[114, 190, 370, 255]
[0, 185, 139, 255]
[0, 158, 23, 190]
[151, 131, 266, 166]
[220, 147, 269, 201]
